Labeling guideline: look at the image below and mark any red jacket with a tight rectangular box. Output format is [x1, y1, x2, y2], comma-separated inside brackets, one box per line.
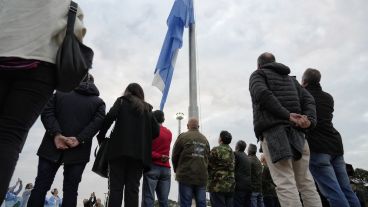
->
[152, 125, 172, 168]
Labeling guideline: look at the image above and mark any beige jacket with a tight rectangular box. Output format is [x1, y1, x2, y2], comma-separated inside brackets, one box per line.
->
[0, 0, 86, 64]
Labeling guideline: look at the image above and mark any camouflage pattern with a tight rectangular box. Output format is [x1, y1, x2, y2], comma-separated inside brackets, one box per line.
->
[207, 144, 235, 193]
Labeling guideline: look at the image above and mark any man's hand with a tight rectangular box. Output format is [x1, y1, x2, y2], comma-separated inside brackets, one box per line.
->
[66, 137, 80, 148]
[54, 134, 69, 150]
[161, 155, 170, 163]
[289, 113, 311, 128]
[298, 115, 311, 128]
[289, 113, 302, 126]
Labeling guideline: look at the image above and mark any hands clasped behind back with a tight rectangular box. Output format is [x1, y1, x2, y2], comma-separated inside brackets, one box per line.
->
[54, 134, 80, 150]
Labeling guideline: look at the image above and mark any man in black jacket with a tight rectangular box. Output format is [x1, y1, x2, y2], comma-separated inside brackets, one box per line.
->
[302, 68, 361, 207]
[234, 140, 251, 207]
[249, 52, 321, 207]
[28, 74, 105, 207]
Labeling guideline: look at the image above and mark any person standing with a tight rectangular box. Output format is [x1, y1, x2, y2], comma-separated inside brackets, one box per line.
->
[302, 68, 361, 207]
[96, 83, 159, 207]
[28, 75, 106, 207]
[0, 1, 87, 203]
[47, 188, 62, 207]
[234, 141, 252, 207]
[172, 118, 210, 207]
[248, 144, 264, 207]
[208, 131, 235, 207]
[142, 110, 172, 207]
[260, 155, 280, 207]
[4, 179, 22, 207]
[249, 52, 321, 206]
[20, 183, 33, 207]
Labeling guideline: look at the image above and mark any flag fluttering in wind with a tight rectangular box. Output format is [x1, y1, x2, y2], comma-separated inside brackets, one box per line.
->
[152, 0, 195, 110]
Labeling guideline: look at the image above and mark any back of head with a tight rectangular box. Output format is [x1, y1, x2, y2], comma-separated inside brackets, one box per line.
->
[187, 118, 199, 130]
[25, 183, 33, 189]
[257, 52, 276, 69]
[219, 130, 232, 144]
[51, 188, 58, 195]
[153, 110, 165, 124]
[236, 140, 247, 152]
[248, 144, 257, 155]
[124, 83, 149, 113]
[302, 68, 321, 86]
[124, 83, 145, 100]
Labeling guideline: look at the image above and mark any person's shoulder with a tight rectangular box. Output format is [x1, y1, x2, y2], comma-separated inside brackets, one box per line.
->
[250, 69, 264, 78]
[322, 90, 334, 100]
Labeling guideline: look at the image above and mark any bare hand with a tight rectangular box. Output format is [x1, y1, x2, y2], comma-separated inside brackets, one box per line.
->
[298, 115, 311, 128]
[66, 137, 80, 148]
[289, 113, 302, 126]
[54, 134, 69, 150]
[161, 155, 170, 163]
[289, 113, 311, 128]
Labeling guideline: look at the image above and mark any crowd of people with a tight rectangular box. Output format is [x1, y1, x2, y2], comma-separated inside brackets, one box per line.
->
[0, 1, 364, 207]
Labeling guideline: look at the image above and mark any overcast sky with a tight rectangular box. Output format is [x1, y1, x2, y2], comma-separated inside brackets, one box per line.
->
[10, 0, 368, 205]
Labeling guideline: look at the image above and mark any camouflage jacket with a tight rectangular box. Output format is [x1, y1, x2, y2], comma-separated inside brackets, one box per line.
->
[208, 144, 235, 192]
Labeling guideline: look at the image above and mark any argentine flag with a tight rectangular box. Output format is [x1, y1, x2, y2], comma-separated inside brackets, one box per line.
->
[152, 0, 195, 110]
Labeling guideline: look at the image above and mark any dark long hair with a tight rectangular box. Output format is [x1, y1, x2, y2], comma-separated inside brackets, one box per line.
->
[123, 83, 150, 113]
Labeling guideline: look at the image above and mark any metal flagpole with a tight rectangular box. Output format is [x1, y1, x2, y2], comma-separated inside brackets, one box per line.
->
[188, 0, 199, 119]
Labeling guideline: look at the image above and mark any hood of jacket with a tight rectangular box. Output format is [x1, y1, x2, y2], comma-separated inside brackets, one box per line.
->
[74, 82, 100, 96]
[261, 62, 290, 75]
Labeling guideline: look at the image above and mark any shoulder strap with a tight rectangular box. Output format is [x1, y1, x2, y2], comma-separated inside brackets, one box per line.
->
[66, 1, 78, 35]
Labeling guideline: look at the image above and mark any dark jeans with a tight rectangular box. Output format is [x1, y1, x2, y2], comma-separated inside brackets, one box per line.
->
[210, 192, 234, 207]
[263, 196, 280, 207]
[309, 153, 361, 207]
[108, 156, 143, 207]
[234, 190, 251, 207]
[178, 182, 206, 207]
[250, 192, 264, 207]
[0, 64, 55, 203]
[142, 164, 171, 207]
[27, 157, 86, 207]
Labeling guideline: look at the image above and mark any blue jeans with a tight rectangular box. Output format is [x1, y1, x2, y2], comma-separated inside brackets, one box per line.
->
[309, 153, 361, 207]
[251, 192, 264, 207]
[178, 182, 206, 207]
[142, 164, 171, 207]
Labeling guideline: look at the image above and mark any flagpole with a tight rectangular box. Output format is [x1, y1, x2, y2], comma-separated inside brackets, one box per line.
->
[188, 0, 199, 119]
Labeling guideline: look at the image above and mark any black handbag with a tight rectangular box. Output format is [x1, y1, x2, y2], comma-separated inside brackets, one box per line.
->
[92, 98, 123, 178]
[55, 1, 94, 92]
[92, 138, 109, 178]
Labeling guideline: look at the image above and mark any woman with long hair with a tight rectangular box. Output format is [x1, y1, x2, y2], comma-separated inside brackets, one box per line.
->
[97, 83, 159, 207]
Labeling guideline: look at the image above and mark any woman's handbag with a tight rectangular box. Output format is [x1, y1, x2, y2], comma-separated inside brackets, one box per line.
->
[55, 1, 94, 92]
[92, 138, 109, 178]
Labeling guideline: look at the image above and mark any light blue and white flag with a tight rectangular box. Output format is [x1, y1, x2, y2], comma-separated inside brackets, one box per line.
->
[152, 0, 195, 110]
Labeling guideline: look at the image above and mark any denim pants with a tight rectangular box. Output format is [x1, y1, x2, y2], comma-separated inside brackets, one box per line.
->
[234, 190, 251, 207]
[309, 153, 361, 207]
[0, 64, 55, 204]
[142, 164, 171, 207]
[262, 138, 322, 207]
[250, 192, 264, 207]
[210, 192, 234, 207]
[27, 157, 86, 207]
[178, 182, 206, 207]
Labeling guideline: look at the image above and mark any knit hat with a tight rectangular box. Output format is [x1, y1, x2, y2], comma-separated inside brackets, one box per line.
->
[248, 144, 257, 155]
